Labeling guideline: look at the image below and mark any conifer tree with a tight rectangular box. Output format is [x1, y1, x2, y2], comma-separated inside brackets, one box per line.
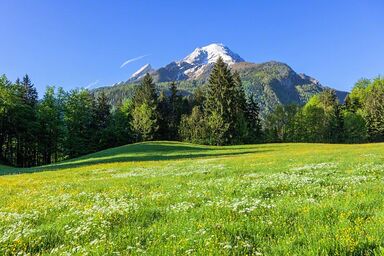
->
[132, 73, 158, 108]
[21, 74, 38, 107]
[157, 90, 169, 139]
[131, 73, 159, 141]
[233, 71, 247, 113]
[12, 75, 39, 166]
[93, 91, 112, 150]
[168, 82, 183, 139]
[37, 86, 63, 164]
[246, 94, 262, 142]
[132, 103, 158, 141]
[205, 57, 237, 144]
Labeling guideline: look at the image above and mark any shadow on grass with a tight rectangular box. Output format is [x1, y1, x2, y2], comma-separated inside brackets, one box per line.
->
[0, 142, 273, 176]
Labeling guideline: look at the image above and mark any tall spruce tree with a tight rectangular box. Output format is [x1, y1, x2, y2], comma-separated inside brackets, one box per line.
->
[20, 75, 38, 107]
[37, 86, 63, 164]
[132, 73, 158, 108]
[167, 82, 183, 139]
[233, 71, 261, 143]
[205, 57, 237, 144]
[157, 90, 169, 139]
[12, 75, 39, 167]
[233, 71, 247, 113]
[246, 94, 263, 143]
[131, 73, 159, 141]
[93, 91, 112, 150]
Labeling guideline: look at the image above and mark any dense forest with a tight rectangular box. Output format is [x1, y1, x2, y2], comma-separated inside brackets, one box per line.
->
[1, 57, 383, 167]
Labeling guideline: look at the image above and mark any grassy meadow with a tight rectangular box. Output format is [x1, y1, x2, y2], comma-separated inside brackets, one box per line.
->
[0, 142, 384, 255]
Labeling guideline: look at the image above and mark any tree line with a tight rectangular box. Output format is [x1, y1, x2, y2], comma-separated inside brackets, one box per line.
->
[264, 77, 384, 143]
[1, 58, 383, 167]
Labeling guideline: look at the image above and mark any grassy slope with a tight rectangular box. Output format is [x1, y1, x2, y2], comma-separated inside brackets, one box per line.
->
[0, 142, 384, 255]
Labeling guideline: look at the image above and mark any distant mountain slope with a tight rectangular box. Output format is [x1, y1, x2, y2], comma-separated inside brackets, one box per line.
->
[94, 43, 348, 115]
[127, 64, 154, 82]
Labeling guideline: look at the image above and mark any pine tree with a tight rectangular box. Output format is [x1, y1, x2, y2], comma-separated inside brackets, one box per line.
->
[132, 103, 159, 141]
[168, 82, 183, 139]
[233, 71, 247, 113]
[20, 74, 38, 107]
[205, 57, 237, 144]
[246, 94, 262, 142]
[11, 75, 39, 167]
[179, 106, 208, 144]
[93, 91, 112, 150]
[37, 86, 63, 164]
[157, 90, 169, 139]
[232, 71, 250, 143]
[131, 73, 159, 141]
[132, 73, 158, 108]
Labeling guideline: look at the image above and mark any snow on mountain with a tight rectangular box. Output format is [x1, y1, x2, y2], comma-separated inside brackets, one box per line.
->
[182, 43, 244, 66]
[128, 43, 245, 82]
[129, 64, 154, 81]
[174, 43, 245, 80]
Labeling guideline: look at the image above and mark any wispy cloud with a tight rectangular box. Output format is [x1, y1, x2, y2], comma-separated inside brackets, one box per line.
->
[85, 80, 99, 89]
[120, 54, 150, 68]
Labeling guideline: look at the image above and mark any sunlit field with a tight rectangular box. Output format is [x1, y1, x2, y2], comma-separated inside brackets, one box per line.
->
[1, 142, 384, 255]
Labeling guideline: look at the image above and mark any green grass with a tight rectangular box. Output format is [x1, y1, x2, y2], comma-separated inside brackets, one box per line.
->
[1, 142, 384, 255]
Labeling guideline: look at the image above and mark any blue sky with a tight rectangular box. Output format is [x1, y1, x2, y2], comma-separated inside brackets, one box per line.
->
[1, 0, 383, 95]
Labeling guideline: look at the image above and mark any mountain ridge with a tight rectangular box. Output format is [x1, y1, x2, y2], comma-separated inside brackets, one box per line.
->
[94, 43, 348, 116]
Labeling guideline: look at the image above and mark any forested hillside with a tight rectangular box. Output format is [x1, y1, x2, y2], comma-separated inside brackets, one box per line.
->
[94, 61, 348, 116]
[0, 58, 383, 167]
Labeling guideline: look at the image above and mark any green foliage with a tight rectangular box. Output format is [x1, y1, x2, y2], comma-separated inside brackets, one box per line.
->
[205, 57, 236, 139]
[264, 104, 299, 142]
[131, 73, 159, 141]
[0, 75, 39, 166]
[364, 78, 384, 142]
[300, 105, 328, 142]
[106, 99, 133, 147]
[157, 82, 186, 140]
[0, 72, 383, 167]
[95, 61, 348, 119]
[204, 57, 262, 145]
[345, 78, 370, 112]
[37, 86, 65, 164]
[343, 110, 368, 143]
[206, 110, 229, 145]
[179, 106, 208, 144]
[347, 77, 384, 142]
[132, 103, 159, 141]
[267, 89, 345, 143]
[63, 89, 95, 158]
[178, 58, 263, 145]
[92, 91, 112, 150]
[132, 73, 158, 108]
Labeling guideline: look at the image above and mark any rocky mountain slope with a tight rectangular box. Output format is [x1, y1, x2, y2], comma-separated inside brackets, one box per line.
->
[94, 43, 348, 115]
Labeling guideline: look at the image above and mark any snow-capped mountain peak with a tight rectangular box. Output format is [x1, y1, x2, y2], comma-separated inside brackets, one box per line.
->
[182, 43, 244, 66]
[127, 43, 245, 82]
[129, 64, 154, 81]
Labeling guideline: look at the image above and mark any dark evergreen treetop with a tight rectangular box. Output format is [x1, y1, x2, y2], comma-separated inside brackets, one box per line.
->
[132, 73, 158, 108]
